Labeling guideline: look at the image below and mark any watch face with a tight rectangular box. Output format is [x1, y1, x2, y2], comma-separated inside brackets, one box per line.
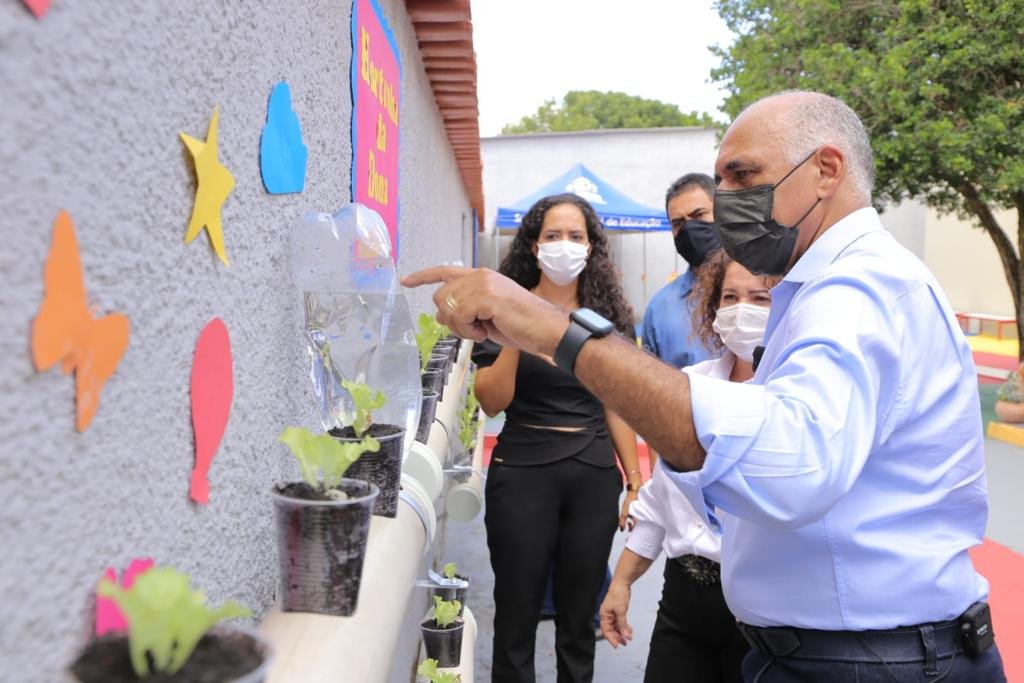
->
[573, 308, 615, 336]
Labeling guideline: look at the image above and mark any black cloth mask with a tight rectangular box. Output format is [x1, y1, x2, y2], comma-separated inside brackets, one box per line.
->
[674, 219, 721, 268]
[713, 150, 820, 276]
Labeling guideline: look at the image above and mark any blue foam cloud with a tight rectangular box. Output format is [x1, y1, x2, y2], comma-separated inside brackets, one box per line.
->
[260, 81, 308, 194]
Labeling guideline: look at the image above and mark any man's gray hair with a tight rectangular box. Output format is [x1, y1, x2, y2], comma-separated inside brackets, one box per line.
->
[745, 90, 875, 202]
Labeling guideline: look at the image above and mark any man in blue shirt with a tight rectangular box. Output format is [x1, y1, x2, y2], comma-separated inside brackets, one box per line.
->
[640, 173, 719, 369]
[405, 90, 1006, 681]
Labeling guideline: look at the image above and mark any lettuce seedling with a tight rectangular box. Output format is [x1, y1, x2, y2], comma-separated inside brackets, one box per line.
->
[457, 371, 480, 454]
[431, 595, 462, 628]
[96, 566, 251, 677]
[415, 313, 450, 372]
[442, 562, 458, 580]
[417, 658, 462, 683]
[279, 426, 380, 490]
[340, 379, 387, 437]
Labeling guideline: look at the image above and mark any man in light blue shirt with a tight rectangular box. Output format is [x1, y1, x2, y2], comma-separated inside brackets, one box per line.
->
[641, 174, 719, 368]
[405, 91, 1006, 681]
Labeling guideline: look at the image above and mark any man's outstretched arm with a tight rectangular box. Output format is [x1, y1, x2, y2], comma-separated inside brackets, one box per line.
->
[401, 266, 705, 471]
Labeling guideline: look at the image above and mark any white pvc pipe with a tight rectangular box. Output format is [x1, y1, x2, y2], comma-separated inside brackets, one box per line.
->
[446, 413, 485, 523]
[405, 441, 444, 501]
[453, 607, 478, 681]
[259, 495, 432, 683]
[259, 342, 478, 683]
[403, 340, 472, 502]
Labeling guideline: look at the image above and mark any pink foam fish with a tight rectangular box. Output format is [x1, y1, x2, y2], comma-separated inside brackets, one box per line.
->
[189, 318, 233, 504]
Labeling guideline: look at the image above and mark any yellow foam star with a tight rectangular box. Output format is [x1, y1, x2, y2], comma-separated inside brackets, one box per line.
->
[180, 107, 235, 266]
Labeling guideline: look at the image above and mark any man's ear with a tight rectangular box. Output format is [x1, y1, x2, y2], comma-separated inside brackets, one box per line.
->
[816, 145, 845, 199]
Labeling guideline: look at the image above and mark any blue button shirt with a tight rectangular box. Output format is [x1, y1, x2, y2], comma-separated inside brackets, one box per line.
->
[669, 207, 989, 630]
[641, 268, 714, 368]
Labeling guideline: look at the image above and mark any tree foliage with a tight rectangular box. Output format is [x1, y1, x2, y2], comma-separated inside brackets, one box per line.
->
[501, 90, 715, 134]
[712, 0, 1024, 355]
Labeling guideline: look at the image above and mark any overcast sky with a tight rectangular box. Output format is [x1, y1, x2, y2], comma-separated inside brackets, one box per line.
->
[472, 1, 737, 137]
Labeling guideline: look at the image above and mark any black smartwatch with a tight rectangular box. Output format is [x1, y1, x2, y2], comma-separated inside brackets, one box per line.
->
[554, 308, 615, 374]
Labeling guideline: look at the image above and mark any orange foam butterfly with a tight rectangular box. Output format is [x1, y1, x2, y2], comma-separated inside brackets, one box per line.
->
[31, 212, 130, 431]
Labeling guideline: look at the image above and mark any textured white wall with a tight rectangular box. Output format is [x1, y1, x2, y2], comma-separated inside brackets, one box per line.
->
[0, 1, 470, 679]
[924, 207, 1017, 317]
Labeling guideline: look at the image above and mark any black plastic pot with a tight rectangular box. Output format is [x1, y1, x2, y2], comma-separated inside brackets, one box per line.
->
[426, 352, 452, 377]
[331, 424, 405, 518]
[435, 339, 459, 359]
[417, 391, 440, 444]
[69, 626, 272, 683]
[421, 368, 446, 401]
[434, 336, 459, 351]
[430, 574, 469, 617]
[420, 619, 464, 668]
[271, 478, 379, 616]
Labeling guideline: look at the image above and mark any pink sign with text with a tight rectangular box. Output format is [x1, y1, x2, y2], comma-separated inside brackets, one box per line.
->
[351, 0, 401, 260]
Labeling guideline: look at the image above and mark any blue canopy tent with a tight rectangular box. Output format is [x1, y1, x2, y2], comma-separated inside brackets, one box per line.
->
[494, 164, 670, 232]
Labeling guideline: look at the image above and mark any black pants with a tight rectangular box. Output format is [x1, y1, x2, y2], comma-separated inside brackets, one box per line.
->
[644, 557, 748, 683]
[485, 457, 621, 683]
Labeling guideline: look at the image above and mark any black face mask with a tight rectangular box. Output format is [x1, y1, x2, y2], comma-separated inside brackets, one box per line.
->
[713, 150, 820, 276]
[673, 219, 721, 268]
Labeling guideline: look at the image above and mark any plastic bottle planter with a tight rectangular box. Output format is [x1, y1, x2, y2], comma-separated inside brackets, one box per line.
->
[71, 627, 272, 683]
[429, 575, 469, 617]
[417, 391, 440, 444]
[421, 368, 446, 402]
[331, 425, 405, 518]
[420, 618, 464, 669]
[271, 479, 379, 616]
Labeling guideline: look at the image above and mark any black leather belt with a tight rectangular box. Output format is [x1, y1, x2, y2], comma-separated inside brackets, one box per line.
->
[737, 620, 965, 663]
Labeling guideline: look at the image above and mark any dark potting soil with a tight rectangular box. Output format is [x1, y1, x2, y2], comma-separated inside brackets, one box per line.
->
[328, 424, 401, 439]
[70, 632, 263, 683]
[275, 481, 356, 502]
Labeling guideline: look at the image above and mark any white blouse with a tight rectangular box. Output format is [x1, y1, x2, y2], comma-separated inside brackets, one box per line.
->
[624, 351, 735, 562]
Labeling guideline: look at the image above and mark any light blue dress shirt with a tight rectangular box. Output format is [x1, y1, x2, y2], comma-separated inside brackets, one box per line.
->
[669, 207, 989, 630]
[641, 268, 714, 368]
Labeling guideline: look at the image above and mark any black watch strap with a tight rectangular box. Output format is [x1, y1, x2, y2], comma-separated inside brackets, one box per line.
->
[554, 320, 594, 374]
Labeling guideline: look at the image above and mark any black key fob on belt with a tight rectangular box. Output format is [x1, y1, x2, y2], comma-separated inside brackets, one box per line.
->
[959, 601, 995, 657]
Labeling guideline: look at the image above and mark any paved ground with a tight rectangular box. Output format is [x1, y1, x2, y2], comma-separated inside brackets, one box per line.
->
[981, 436, 1024, 555]
[445, 437, 1024, 682]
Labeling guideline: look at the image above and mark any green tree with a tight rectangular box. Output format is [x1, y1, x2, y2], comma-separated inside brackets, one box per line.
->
[712, 0, 1024, 357]
[501, 90, 715, 134]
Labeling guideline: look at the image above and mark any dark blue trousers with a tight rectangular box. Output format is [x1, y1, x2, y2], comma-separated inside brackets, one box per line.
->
[741, 629, 1007, 682]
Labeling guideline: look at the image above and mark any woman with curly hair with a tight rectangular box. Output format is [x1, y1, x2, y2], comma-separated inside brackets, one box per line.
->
[472, 193, 641, 683]
[599, 249, 779, 683]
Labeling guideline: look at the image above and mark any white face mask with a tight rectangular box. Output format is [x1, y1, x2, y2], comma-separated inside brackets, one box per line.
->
[712, 303, 769, 362]
[536, 240, 588, 286]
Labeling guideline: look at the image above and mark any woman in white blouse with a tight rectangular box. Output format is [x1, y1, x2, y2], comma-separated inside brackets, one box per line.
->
[599, 250, 779, 682]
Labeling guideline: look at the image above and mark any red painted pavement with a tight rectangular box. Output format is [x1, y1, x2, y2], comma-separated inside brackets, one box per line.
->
[971, 539, 1024, 681]
[975, 351, 1019, 372]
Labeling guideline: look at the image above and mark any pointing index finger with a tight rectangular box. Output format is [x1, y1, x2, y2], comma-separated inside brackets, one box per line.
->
[400, 265, 473, 288]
